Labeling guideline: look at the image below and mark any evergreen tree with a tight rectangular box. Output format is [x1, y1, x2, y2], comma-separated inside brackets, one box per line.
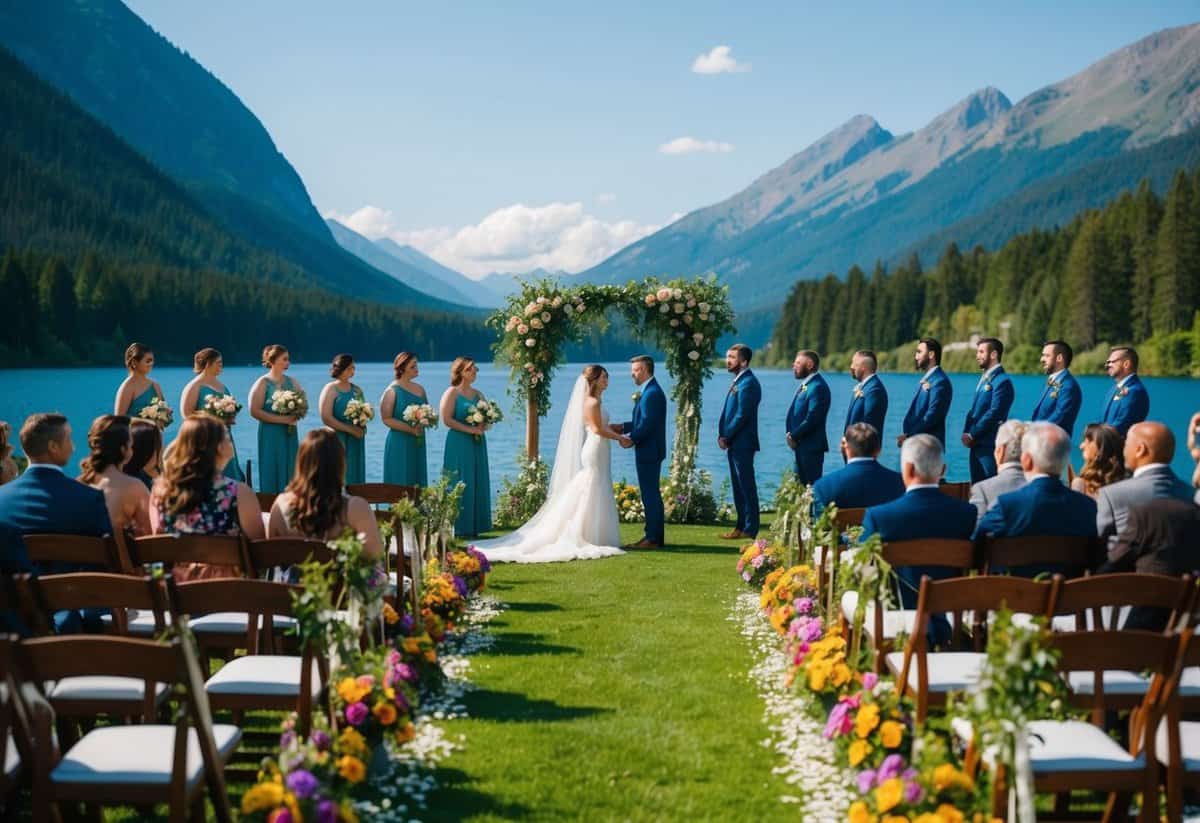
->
[38, 256, 77, 350]
[1129, 180, 1163, 341]
[1152, 171, 1199, 334]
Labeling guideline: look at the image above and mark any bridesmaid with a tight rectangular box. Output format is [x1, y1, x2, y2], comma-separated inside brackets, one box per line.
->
[381, 351, 429, 487]
[114, 343, 166, 420]
[180, 347, 245, 482]
[249, 344, 303, 494]
[319, 353, 367, 485]
[440, 357, 491, 536]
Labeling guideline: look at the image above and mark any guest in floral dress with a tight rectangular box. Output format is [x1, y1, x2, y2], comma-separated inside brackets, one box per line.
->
[149, 414, 264, 580]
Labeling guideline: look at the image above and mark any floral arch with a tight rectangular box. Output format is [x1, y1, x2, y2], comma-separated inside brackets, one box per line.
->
[487, 276, 736, 487]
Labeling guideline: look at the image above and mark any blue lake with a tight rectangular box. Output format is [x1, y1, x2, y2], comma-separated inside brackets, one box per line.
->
[1, 362, 1196, 503]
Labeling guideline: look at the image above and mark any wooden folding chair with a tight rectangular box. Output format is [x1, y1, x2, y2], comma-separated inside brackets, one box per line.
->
[0, 636, 34, 817]
[348, 482, 420, 609]
[22, 533, 129, 574]
[14, 633, 238, 823]
[1052, 572, 1195, 633]
[246, 536, 335, 580]
[1157, 629, 1200, 821]
[255, 492, 278, 514]
[938, 481, 971, 502]
[892, 574, 1061, 723]
[816, 507, 866, 603]
[978, 534, 1103, 579]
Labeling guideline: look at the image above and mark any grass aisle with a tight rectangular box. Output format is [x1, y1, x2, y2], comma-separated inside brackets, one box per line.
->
[425, 523, 792, 821]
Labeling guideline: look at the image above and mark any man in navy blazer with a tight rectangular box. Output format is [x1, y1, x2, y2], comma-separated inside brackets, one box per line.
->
[899, 338, 952, 449]
[844, 350, 888, 443]
[718, 344, 761, 539]
[961, 337, 1015, 484]
[618, 356, 667, 548]
[811, 424, 904, 517]
[785, 350, 831, 484]
[973, 422, 1098, 575]
[1030, 340, 1082, 437]
[1100, 346, 1150, 437]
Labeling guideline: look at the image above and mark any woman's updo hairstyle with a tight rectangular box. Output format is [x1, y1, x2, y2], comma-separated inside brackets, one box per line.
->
[450, 357, 475, 387]
[125, 343, 152, 371]
[393, 351, 417, 381]
[583, 364, 607, 396]
[262, 344, 288, 367]
[193, 348, 221, 373]
[330, 353, 354, 379]
[79, 415, 132, 484]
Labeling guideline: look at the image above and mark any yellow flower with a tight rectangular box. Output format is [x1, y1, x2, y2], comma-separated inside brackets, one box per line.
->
[932, 763, 974, 793]
[847, 801, 874, 823]
[241, 782, 284, 813]
[848, 738, 871, 767]
[402, 637, 421, 654]
[373, 700, 398, 726]
[832, 662, 853, 688]
[340, 801, 359, 823]
[882, 817, 910, 823]
[336, 677, 370, 705]
[935, 806, 966, 823]
[876, 777, 904, 813]
[338, 754, 366, 783]
[808, 660, 832, 691]
[855, 704, 881, 738]
[879, 720, 904, 748]
[338, 727, 367, 756]
[382, 603, 400, 624]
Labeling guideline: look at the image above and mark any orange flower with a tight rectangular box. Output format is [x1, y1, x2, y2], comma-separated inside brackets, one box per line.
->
[855, 704, 881, 738]
[876, 777, 904, 813]
[848, 738, 871, 767]
[382, 603, 400, 624]
[847, 801, 874, 823]
[395, 721, 416, 744]
[879, 720, 904, 748]
[338, 755, 366, 783]
[373, 700, 398, 726]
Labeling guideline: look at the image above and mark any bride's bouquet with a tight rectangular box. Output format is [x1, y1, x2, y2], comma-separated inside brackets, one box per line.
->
[202, 393, 241, 425]
[401, 403, 438, 439]
[344, 397, 374, 429]
[465, 399, 503, 441]
[137, 397, 174, 429]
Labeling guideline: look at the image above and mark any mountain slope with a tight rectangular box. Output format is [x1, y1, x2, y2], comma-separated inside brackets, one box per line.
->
[372, 237, 495, 308]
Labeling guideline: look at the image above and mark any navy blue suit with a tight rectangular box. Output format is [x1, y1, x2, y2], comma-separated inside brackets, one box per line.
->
[1100, 374, 1150, 437]
[963, 366, 1015, 484]
[786, 373, 831, 484]
[844, 374, 888, 441]
[719, 370, 761, 537]
[623, 377, 667, 544]
[973, 476, 1098, 576]
[1030, 370, 1082, 437]
[902, 367, 952, 447]
[811, 459, 905, 518]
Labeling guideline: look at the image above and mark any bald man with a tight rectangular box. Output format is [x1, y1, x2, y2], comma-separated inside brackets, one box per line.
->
[1096, 422, 1195, 542]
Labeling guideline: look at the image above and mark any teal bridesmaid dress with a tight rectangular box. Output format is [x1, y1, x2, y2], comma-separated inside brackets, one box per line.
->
[195, 384, 245, 482]
[442, 393, 491, 536]
[383, 385, 428, 487]
[332, 385, 367, 485]
[126, 384, 159, 419]
[257, 376, 300, 494]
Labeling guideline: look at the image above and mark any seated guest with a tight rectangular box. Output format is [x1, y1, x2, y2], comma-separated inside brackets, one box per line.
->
[123, 418, 163, 491]
[969, 420, 1028, 518]
[810, 423, 904, 517]
[1096, 421, 1193, 542]
[973, 422, 1098, 574]
[149, 414, 264, 580]
[1070, 423, 1126, 498]
[0, 413, 112, 632]
[268, 429, 383, 558]
[78, 415, 151, 537]
[0, 421, 17, 485]
[1188, 411, 1200, 505]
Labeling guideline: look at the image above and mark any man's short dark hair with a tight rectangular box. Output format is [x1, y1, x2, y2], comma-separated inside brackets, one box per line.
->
[918, 337, 942, 364]
[630, 355, 654, 375]
[1110, 346, 1139, 371]
[854, 350, 877, 371]
[1044, 340, 1074, 367]
[20, 413, 68, 459]
[843, 423, 881, 457]
[798, 349, 820, 370]
[979, 337, 1004, 359]
[729, 344, 753, 365]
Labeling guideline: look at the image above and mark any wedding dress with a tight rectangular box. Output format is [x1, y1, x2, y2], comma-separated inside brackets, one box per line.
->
[477, 375, 623, 563]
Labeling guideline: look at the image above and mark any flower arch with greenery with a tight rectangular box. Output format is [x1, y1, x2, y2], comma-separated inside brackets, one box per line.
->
[487, 276, 736, 487]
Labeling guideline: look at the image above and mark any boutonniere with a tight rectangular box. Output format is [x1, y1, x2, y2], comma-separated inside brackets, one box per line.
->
[799, 383, 809, 393]
[729, 384, 738, 395]
[852, 388, 864, 399]
[632, 391, 642, 403]
[1116, 387, 1129, 399]
[983, 384, 992, 392]
[1050, 389, 1060, 399]
[920, 381, 931, 392]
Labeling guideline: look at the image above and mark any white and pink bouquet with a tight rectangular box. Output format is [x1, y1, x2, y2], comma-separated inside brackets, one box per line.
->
[270, 388, 308, 420]
[202, 393, 241, 425]
[465, 399, 503, 441]
[137, 397, 174, 429]
[401, 403, 438, 438]
[344, 397, 374, 429]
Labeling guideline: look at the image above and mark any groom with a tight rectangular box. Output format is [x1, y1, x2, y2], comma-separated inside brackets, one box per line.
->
[617, 355, 667, 548]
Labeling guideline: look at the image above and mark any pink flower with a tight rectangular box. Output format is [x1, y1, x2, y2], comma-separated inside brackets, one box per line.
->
[862, 672, 878, 691]
[857, 769, 877, 794]
[794, 597, 813, 615]
[824, 701, 853, 739]
[903, 778, 924, 805]
[344, 701, 369, 726]
[356, 674, 375, 688]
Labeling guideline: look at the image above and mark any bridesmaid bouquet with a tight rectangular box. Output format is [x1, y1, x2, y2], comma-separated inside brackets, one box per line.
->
[344, 397, 374, 429]
[465, 399, 503, 441]
[137, 397, 174, 429]
[270, 388, 308, 434]
[203, 393, 242, 425]
[401, 403, 438, 439]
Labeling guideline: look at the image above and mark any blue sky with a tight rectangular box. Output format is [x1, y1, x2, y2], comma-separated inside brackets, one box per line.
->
[126, 0, 1198, 277]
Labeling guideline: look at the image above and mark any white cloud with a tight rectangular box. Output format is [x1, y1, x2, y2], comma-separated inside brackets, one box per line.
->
[658, 137, 735, 155]
[596, 192, 617, 204]
[691, 45, 750, 75]
[326, 202, 664, 278]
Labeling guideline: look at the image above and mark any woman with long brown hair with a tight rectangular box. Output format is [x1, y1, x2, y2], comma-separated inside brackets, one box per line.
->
[150, 414, 264, 580]
[380, 351, 429, 486]
[0, 421, 18, 485]
[249, 344, 305, 494]
[267, 429, 382, 557]
[78, 415, 151, 535]
[123, 418, 163, 490]
[1071, 422, 1127, 497]
[180, 348, 245, 482]
[440, 356, 492, 536]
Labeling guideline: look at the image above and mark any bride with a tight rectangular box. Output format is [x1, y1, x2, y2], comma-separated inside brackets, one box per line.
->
[477, 365, 625, 563]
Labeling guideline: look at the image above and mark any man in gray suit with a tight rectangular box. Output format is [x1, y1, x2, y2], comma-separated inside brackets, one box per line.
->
[969, 419, 1028, 519]
[1097, 421, 1194, 542]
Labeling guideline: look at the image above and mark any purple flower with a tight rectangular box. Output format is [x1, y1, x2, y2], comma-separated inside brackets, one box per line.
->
[285, 769, 320, 799]
[310, 730, 331, 751]
[803, 618, 824, 643]
[345, 701, 369, 726]
[856, 769, 877, 794]
[903, 778, 924, 805]
[878, 753, 905, 781]
[750, 554, 765, 569]
[393, 663, 417, 683]
[278, 730, 296, 750]
[393, 690, 410, 712]
[399, 613, 415, 634]
[272, 810, 293, 823]
[316, 800, 338, 823]
[451, 575, 469, 597]
[794, 597, 813, 615]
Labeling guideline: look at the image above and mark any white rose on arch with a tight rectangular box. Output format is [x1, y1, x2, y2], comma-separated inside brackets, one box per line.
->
[656, 287, 672, 302]
[671, 288, 682, 299]
[683, 313, 693, 324]
[699, 313, 709, 321]
[692, 332, 704, 344]
[659, 304, 670, 314]
[530, 318, 543, 329]
[644, 294, 656, 307]
[687, 350, 700, 361]
[517, 323, 529, 335]
[670, 318, 679, 327]
[525, 338, 537, 348]
[541, 312, 551, 323]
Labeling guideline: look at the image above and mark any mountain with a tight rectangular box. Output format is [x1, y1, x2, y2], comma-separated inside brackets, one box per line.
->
[581, 23, 1200, 336]
[370, 237, 496, 308]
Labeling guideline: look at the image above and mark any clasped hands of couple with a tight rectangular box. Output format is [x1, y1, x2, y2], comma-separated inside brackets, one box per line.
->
[609, 423, 634, 449]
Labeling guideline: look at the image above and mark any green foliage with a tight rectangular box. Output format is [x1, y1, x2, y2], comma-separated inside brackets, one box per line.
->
[661, 468, 719, 525]
[493, 458, 550, 529]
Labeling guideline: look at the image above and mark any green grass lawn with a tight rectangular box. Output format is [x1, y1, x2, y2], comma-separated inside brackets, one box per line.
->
[424, 523, 790, 822]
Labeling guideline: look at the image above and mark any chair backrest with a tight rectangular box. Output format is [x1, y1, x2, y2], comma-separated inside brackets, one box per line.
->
[168, 578, 300, 621]
[919, 574, 1061, 619]
[1054, 573, 1195, 631]
[834, 508, 866, 529]
[1053, 629, 1181, 725]
[939, 481, 971, 502]
[979, 534, 1102, 577]
[246, 537, 335, 576]
[16, 573, 164, 636]
[882, 539, 977, 572]
[131, 534, 249, 573]
[346, 483, 420, 507]
[21, 533, 123, 572]
[255, 492, 278, 513]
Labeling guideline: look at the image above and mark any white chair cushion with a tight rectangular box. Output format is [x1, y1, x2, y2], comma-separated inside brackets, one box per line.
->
[52, 724, 241, 786]
[188, 612, 298, 634]
[1155, 720, 1200, 770]
[841, 591, 917, 639]
[98, 608, 159, 635]
[1066, 670, 1150, 696]
[206, 655, 321, 697]
[885, 651, 984, 693]
[1178, 667, 1200, 698]
[4, 733, 18, 780]
[50, 676, 169, 704]
[1028, 719, 1143, 772]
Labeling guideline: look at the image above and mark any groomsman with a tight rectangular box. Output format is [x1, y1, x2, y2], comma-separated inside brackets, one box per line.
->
[1100, 346, 1150, 436]
[899, 338, 952, 449]
[844, 350, 888, 441]
[718, 344, 761, 539]
[961, 337, 1014, 483]
[785, 350, 831, 484]
[1030, 340, 1082, 437]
